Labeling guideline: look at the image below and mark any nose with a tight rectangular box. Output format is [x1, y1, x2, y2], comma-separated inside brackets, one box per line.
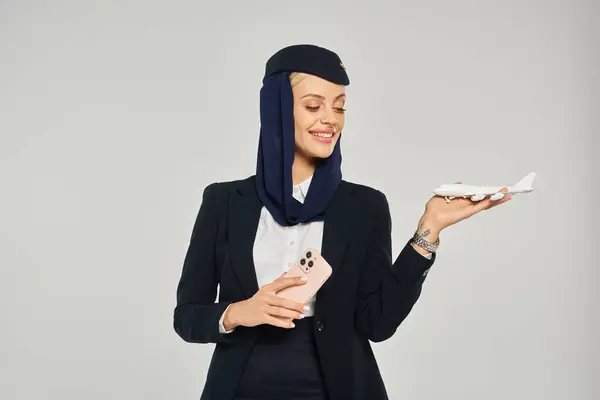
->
[319, 108, 338, 127]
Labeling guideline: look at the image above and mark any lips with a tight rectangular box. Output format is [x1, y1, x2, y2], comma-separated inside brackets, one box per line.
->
[309, 128, 335, 134]
[309, 129, 336, 143]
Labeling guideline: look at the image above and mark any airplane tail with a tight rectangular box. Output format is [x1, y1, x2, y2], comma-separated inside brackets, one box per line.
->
[512, 172, 536, 190]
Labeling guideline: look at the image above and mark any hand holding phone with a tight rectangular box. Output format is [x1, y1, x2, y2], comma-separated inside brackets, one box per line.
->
[276, 248, 332, 304]
[223, 275, 309, 330]
[222, 249, 332, 331]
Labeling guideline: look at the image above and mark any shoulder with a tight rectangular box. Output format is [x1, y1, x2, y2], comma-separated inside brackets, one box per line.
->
[201, 175, 255, 199]
[195, 176, 255, 223]
[341, 179, 388, 206]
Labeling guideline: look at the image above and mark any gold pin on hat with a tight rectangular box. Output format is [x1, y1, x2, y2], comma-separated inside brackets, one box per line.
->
[340, 62, 345, 70]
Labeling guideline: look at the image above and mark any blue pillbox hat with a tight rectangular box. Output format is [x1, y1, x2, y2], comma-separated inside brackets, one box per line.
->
[263, 44, 350, 85]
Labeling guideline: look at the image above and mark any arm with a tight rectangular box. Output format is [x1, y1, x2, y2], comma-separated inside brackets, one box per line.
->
[173, 182, 235, 344]
[354, 190, 437, 343]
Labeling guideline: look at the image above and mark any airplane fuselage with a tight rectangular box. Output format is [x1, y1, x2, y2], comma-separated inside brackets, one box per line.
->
[434, 184, 506, 196]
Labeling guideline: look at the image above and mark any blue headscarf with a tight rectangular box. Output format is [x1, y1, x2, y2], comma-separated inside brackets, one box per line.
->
[255, 71, 342, 226]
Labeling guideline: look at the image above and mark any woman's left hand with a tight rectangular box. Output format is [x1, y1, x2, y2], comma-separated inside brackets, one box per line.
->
[423, 183, 513, 233]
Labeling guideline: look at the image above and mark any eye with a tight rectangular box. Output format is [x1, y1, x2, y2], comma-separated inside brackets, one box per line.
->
[305, 105, 347, 113]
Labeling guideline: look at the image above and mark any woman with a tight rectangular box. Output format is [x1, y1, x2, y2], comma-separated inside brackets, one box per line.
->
[173, 44, 511, 400]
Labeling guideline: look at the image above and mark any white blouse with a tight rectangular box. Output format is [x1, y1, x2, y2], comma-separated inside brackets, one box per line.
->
[218, 175, 431, 333]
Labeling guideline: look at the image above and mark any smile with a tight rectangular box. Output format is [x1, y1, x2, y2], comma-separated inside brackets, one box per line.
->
[309, 131, 336, 143]
[309, 132, 334, 138]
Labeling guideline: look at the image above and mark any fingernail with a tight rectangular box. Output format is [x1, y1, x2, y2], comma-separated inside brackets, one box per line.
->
[301, 276, 307, 281]
[303, 305, 311, 310]
[299, 313, 305, 319]
[290, 322, 295, 328]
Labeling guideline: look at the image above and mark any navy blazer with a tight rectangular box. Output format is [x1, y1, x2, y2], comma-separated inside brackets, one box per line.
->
[173, 175, 436, 400]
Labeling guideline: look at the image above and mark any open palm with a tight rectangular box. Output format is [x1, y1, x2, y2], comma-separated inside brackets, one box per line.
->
[424, 182, 512, 230]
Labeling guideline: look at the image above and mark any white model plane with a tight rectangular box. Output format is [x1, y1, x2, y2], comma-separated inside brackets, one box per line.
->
[433, 172, 537, 202]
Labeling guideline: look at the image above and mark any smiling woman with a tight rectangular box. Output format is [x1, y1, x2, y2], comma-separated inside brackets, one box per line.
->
[172, 43, 507, 400]
[290, 72, 347, 177]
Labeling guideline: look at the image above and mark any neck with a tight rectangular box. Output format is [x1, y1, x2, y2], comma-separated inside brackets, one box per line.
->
[292, 152, 317, 185]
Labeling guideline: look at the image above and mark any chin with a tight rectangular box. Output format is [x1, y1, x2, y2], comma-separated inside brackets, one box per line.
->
[303, 133, 338, 158]
[303, 144, 335, 159]
[312, 149, 335, 159]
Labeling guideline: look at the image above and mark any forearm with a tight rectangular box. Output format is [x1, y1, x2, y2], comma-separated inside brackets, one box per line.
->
[355, 197, 438, 342]
[357, 240, 434, 341]
[174, 301, 234, 344]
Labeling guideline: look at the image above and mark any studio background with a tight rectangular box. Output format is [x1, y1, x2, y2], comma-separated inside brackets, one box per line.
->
[1, 1, 597, 399]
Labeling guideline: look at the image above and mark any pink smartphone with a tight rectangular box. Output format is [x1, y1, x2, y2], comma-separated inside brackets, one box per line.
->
[276, 248, 332, 304]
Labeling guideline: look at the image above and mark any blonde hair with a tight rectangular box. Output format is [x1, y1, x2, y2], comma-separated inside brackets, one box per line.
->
[289, 72, 309, 88]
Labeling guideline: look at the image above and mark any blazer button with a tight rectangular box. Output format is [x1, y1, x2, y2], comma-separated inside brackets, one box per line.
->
[316, 320, 325, 331]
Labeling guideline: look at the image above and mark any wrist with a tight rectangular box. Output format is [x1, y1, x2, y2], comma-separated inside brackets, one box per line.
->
[223, 301, 242, 331]
[418, 214, 442, 240]
[411, 215, 441, 255]
[411, 241, 432, 257]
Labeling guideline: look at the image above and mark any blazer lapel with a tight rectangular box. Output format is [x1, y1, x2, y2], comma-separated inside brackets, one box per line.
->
[229, 176, 262, 299]
[320, 181, 355, 290]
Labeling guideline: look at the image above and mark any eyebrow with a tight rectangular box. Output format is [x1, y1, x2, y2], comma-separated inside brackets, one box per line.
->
[300, 93, 346, 101]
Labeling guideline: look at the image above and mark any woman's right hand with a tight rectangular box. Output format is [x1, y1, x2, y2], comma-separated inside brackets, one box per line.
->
[223, 273, 309, 330]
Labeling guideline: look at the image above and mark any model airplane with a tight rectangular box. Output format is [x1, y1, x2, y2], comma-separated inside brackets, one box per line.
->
[433, 172, 538, 202]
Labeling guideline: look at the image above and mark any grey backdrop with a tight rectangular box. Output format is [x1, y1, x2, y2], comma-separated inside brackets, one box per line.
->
[1, 1, 597, 399]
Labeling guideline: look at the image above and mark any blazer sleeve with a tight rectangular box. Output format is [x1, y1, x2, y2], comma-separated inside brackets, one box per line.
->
[354, 189, 436, 343]
[173, 182, 235, 344]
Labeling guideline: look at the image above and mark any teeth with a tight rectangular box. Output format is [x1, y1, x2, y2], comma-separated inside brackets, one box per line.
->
[310, 132, 333, 138]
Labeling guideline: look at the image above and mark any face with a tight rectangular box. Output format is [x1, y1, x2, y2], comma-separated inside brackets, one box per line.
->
[291, 74, 346, 160]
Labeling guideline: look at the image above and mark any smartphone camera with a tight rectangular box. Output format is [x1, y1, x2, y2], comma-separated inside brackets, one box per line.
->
[308, 260, 314, 268]
[306, 251, 312, 258]
[300, 258, 306, 265]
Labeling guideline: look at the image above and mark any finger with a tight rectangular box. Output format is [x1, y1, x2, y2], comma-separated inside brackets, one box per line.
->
[272, 272, 286, 282]
[268, 276, 307, 292]
[477, 198, 498, 212]
[272, 315, 293, 321]
[265, 315, 295, 329]
[488, 194, 512, 209]
[268, 295, 308, 313]
[271, 272, 294, 284]
[271, 315, 294, 325]
[266, 305, 304, 320]
[480, 189, 510, 210]
[258, 272, 288, 291]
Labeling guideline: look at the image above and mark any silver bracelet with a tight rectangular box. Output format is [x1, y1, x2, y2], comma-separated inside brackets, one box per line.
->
[412, 229, 439, 253]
